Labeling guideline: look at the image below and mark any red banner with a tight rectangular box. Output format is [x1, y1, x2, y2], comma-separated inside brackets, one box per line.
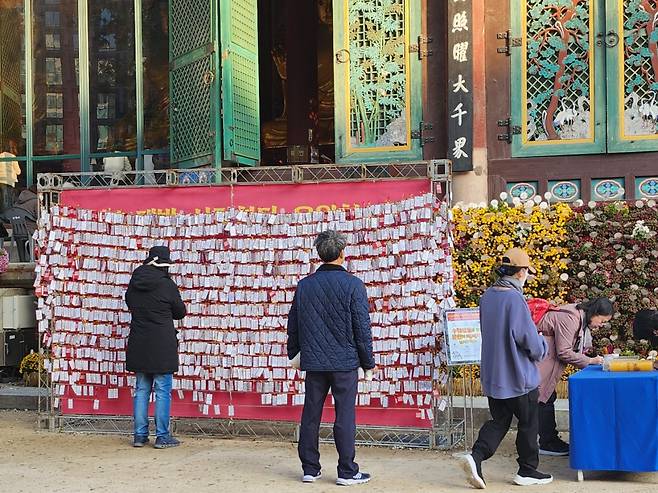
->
[59, 179, 433, 213]
[47, 179, 444, 429]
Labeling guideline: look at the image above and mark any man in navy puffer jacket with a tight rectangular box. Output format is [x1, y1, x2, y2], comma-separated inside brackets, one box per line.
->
[287, 230, 375, 486]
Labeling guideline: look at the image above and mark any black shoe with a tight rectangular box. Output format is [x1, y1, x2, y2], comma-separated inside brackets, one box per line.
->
[539, 438, 569, 457]
[154, 436, 180, 449]
[132, 436, 149, 448]
[513, 470, 553, 486]
[336, 472, 371, 486]
[459, 454, 486, 489]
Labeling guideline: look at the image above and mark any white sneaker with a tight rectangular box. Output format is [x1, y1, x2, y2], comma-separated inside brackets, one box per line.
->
[457, 454, 486, 489]
[302, 471, 322, 483]
[513, 470, 553, 486]
[336, 472, 371, 486]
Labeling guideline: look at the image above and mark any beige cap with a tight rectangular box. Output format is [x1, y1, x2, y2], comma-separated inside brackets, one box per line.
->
[502, 248, 536, 274]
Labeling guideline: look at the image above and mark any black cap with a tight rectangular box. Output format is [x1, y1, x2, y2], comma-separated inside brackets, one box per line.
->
[143, 246, 174, 267]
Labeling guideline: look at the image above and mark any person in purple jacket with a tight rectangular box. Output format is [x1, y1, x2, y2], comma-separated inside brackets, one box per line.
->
[459, 248, 551, 489]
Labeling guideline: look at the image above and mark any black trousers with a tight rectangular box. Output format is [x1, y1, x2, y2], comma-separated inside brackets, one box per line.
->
[471, 388, 540, 475]
[298, 370, 359, 479]
[538, 391, 559, 447]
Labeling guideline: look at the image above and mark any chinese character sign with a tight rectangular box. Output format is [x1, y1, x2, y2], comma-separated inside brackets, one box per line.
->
[448, 0, 473, 172]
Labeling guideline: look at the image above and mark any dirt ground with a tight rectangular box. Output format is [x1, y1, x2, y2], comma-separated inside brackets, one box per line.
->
[0, 411, 656, 493]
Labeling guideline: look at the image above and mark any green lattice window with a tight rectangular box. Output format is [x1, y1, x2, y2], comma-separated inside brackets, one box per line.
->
[169, 0, 220, 168]
[0, 6, 23, 150]
[169, 0, 260, 168]
[511, 0, 658, 156]
[333, 0, 423, 162]
[220, 0, 260, 166]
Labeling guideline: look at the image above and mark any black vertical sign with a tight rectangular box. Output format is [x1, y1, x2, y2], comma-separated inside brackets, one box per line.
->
[447, 0, 474, 172]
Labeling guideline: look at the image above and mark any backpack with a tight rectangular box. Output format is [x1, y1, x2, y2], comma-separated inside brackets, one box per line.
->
[527, 298, 561, 326]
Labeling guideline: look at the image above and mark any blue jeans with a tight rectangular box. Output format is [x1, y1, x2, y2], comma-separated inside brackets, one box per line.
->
[133, 373, 173, 439]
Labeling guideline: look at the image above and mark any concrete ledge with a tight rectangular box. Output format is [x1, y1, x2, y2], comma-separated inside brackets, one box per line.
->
[0, 384, 47, 410]
[0, 263, 36, 288]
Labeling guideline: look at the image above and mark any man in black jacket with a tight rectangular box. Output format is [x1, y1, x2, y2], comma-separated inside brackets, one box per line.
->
[287, 230, 375, 486]
[126, 246, 186, 448]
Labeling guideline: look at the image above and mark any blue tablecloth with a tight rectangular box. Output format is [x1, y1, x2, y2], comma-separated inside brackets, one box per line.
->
[569, 365, 658, 472]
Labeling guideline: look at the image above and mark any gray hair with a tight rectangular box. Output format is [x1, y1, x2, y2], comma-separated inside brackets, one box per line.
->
[314, 230, 347, 263]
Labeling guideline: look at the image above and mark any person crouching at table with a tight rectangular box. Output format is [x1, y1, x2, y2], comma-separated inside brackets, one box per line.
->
[536, 298, 613, 456]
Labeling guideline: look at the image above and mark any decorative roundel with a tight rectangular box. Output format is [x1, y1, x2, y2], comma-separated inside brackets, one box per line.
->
[638, 177, 658, 199]
[509, 182, 537, 199]
[594, 179, 624, 200]
[550, 181, 579, 201]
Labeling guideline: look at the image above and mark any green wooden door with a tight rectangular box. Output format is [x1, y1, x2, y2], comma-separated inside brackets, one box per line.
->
[0, 7, 23, 151]
[169, 0, 221, 168]
[333, 0, 424, 163]
[510, 0, 607, 157]
[219, 0, 260, 166]
[605, 0, 658, 152]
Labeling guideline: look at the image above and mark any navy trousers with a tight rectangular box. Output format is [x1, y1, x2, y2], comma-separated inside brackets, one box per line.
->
[298, 370, 359, 479]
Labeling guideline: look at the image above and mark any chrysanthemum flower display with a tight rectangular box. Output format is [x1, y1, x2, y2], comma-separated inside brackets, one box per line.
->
[452, 198, 573, 308]
[563, 200, 658, 356]
[451, 198, 658, 389]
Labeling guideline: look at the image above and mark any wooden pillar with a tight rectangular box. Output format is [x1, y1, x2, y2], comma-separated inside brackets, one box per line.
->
[285, 0, 318, 163]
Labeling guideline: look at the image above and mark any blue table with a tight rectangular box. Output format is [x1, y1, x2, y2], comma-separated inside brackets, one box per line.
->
[569, 365, 658, 480]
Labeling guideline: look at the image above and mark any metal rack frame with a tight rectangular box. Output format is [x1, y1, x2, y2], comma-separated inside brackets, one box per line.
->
[36, 160, 465, 450]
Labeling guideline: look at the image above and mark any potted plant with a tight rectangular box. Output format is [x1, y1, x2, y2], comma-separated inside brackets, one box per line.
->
[19, 351, 46, 387]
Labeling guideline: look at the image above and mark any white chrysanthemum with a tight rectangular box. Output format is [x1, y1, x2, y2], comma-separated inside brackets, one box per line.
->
[560, 273, 569, 281]
[533, 195, 542, 204]
[490, 199, 499, 208]
[632, 219, 651, 239]
[636, 200, 644, 208]
[520, 192, 529, 200]
[539, 202, 548, 210]
[544, 192, 553, 200]
[500, 192, 508, 200]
